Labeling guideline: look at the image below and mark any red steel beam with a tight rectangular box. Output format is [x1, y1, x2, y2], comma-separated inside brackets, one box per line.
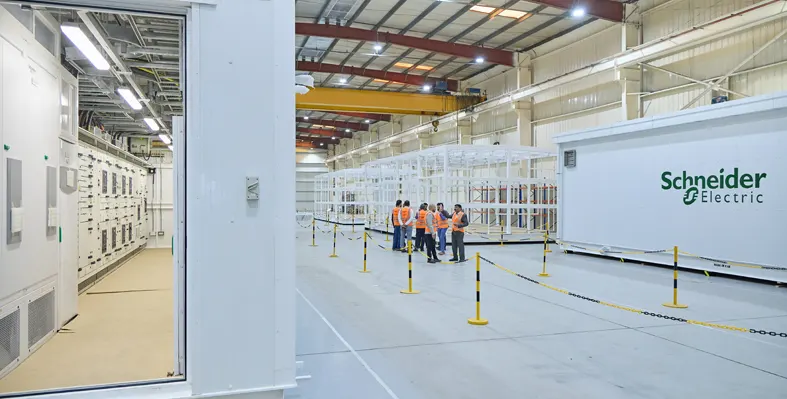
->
[297, 127, 352, 138]
[297, 61, 459, 91]
[297, 118, 367, 131]
[296, 141, 317, 149]
[296, 23, 514, 66]
[534, 0, 623, 21]
[331, 112, 392, 121]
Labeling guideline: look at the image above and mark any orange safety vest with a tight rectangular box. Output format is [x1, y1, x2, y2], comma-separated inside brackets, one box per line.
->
[436, 211, 449, 229]
[452, 211, 465, 232]
[392, 207, 401, 226]
[416, 209, 427, 229]
[426, 211, 439, 234]
[401, 207, 411, 225]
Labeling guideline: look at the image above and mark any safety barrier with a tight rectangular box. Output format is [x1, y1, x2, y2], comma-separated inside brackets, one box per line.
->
[329, 224, 338, 258]
[476, 254, 786, 338]
[309, 224, 786, 338]
[400, 241, 420, 295]
[359, 232, 370, 273]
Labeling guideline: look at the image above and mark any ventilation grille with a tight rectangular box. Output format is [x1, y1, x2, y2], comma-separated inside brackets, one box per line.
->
[564, 150, 576, 168]
[0, 309, 20, 372]
[28, 290, 55, 349]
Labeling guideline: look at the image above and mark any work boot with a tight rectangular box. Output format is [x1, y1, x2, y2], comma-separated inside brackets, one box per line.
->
[448, 257, 458, 262]
[427, 258, 436, 264]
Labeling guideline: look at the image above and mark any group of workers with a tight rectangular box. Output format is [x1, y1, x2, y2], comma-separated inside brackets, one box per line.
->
[391, 200, 469, 263]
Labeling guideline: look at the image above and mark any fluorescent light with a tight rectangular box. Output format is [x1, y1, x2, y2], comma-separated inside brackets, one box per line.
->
[499, 9, 527, 18]
[423, 85, 432, 92]
[339, 78, 347, 84]
[475, 57, 485, 64]
[158, 134, 172, 145]
[571, 7, 586, 17]
[365, 119, 371, 123]
[117, 88, 143, 110]
[304, 116, 309, 120]
[61, 24, 110, 71]
[168, 145, 174, 151]
[143, 117, 160, 131]
[373, 44, 383, 51]
[470, 5, 496, 13]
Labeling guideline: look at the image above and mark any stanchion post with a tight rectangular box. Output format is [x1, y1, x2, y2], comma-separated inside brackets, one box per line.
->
[310, 218, 318, 247]
[385, 216, 390, 242]
[400, 241, 420, 294]
[545, 222, 552, 253]
[352, 214, 356, 233]
[359, 232, 370, 273]
[500, 223, 504, 246]
[663, 246, 688, 308]
[539, 231, 550, 277]
[468, 252, 489, 325]
[329, 223, 338, 258]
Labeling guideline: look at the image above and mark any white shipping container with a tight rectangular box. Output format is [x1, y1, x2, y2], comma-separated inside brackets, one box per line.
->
[553, 92, 787, 281]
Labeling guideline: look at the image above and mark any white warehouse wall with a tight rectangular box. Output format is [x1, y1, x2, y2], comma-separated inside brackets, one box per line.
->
[296, 150, 328, 212]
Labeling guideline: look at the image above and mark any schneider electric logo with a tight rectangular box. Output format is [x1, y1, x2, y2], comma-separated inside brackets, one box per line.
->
[661, 168, 766, 206]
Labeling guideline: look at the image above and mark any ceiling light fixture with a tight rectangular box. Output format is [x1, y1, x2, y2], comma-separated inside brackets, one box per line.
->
[365, 119, 371, 123]
[423, 85, 432, 92]
[571, 7, 586, 17]
[117, 88, 143, 110]
[373, 44, 383, 51]
[144, 117, 160, 131]
[304, 116, 309, 120]
[475, 57, 485, 64]
[339, 77, 347, 84]
[60, 24, 110, 70]
[345, 129, 351, 133]
[168, 145, 174, 151]
[159, 134, 172, 145]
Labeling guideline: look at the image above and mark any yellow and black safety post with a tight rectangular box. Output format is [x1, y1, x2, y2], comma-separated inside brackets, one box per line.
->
[663, 246, 688, 308]
[352, 214, 356, 233]
[468, 252, 489, 325]
[500, 223, 504, 246]
[400, 241, 420, 294]
[385, 216, 390, 242]
[539, 231, 550, 277]
[359, 232, 370, 273]
[545, 223, 552, 253]
[310, 218, 318, 247]
[329, 223, 338, 258]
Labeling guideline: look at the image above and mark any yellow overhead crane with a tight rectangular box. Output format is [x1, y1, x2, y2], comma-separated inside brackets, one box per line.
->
[296, 87, 485, 116]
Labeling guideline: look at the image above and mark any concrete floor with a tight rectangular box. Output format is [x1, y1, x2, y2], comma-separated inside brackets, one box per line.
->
[0, 248, 175, 394]
[290, 224, 787, 399]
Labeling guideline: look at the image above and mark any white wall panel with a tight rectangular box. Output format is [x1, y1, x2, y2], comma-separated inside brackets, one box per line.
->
[642, 86, 710, 117]
[471, 68, 519, 98]
[401, 139, 420, 153]
[642, 0, 759, 43]
[534, 81, 622, 120]
[535, 106, 622, 150]
[533, 26, 621, 83]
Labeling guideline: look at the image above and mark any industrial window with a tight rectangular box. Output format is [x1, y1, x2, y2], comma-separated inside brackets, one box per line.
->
[102, 170, 108, 194]
[122, 175, 126, 195]
[112, 173, 117, 195]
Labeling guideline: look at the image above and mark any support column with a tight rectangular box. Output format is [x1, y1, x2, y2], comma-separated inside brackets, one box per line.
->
[417, 132, 431, 150]
[457, 120, 472, 145]
[620, 6, 641, 120]
[515, 53, 534, 147]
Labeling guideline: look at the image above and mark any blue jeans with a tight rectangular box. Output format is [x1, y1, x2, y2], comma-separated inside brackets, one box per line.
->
[437, 228, 447, 252]
[400, 225, 413, 250]
[392, 226, 401, 250]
